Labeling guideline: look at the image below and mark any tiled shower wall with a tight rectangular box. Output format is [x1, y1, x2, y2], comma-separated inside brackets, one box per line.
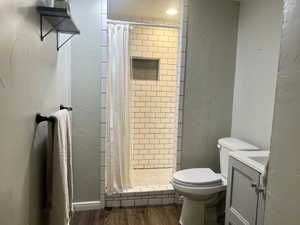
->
[99, 0, 108, 208]
[129, 25, 178, 169]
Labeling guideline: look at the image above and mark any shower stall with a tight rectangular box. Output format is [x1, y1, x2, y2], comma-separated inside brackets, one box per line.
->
[106, 19, 180, 194]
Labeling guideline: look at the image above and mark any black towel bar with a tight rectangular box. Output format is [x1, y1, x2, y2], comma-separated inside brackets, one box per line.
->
[36, 105, 72, 123]
[36, 113, 55, 123]
[60, 105, 73, 111]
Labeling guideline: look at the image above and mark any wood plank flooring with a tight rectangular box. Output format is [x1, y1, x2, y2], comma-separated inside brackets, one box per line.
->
[71, 206, 181, 225]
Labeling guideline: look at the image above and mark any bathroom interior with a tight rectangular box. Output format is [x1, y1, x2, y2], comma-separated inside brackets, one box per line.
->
[0, 0, 299, 225]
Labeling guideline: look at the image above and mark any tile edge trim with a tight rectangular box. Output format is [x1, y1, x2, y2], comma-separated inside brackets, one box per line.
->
[73, 201, 104, 211]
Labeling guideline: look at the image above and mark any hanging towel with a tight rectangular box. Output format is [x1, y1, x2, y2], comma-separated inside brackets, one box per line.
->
[46, 109, 73, 225]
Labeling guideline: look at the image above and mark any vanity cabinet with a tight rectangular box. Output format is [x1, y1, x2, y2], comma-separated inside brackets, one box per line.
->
[225, 157, 265, 225]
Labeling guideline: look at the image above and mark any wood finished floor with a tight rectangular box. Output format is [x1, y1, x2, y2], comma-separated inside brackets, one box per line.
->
[71, 206, 181, 225]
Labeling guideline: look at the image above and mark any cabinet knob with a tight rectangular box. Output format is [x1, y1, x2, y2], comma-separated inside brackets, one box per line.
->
[251, 183, 258, 188]
[251, 183, 265, 194]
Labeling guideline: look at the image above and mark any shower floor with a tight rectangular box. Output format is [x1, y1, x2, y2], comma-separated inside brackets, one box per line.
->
[106, 168, 176, 207]
[130, 168, 174, 191]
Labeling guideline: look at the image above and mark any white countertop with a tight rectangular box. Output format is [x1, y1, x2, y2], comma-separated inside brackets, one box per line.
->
[229, 151, 270, 173]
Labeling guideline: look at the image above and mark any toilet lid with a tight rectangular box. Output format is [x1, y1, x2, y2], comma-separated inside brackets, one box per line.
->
[173, 168, 222, 186]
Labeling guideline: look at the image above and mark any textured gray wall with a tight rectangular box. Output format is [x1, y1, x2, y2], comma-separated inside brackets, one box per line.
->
[0, 1, 71, 225]
[182, 0, 239, 171]
[231, 0, 283, 149]
[265, 1, 300, 224]
[71, 0, 102, 202]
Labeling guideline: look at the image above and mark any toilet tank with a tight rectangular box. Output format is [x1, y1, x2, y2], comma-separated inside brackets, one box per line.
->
[218, 138, 259, 179]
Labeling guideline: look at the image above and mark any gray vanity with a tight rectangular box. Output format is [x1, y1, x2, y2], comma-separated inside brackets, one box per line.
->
[225, 151, 269, 225]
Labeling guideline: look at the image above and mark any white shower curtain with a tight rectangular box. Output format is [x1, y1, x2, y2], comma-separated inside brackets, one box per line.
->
[106, 24, 132, 193]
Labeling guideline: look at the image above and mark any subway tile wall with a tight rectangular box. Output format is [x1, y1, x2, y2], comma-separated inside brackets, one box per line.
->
[129, 24, 178, 169]
[105, 187, 178, 208]
[175, 0, 189, 173]
[100, 0, 108, 207]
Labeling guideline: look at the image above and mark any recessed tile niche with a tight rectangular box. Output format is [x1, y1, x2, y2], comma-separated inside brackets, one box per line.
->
[131, 57, 160, 81]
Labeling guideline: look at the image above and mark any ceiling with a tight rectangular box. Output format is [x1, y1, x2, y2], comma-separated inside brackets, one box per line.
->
[108, 0, 180, 23]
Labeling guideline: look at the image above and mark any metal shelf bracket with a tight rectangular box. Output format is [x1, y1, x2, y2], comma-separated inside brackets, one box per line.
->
[56, 32, 76, 51]
[40, 15, 66, 41]
[37, 7, 80, 51]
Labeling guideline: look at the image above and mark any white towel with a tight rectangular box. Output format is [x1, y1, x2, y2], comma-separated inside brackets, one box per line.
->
[46, 109, 73, 225]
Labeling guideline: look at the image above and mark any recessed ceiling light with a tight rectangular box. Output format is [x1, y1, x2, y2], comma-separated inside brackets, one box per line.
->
[166, 9, 177, 15]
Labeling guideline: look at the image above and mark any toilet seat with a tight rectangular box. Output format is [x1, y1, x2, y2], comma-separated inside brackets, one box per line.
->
[173, 168, 223, 187]
[171, 168, 227, 196]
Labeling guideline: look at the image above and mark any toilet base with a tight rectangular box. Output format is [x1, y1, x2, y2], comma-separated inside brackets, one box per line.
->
[180, 197, 206, 225]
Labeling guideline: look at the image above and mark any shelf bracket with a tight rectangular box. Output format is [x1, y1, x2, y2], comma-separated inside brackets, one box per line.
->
[37, 7, 80, 51]
[40, 15, 66, 41]
[56, 32, 76, 51]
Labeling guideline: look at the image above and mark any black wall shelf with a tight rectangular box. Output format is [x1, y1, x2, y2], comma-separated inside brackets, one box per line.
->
[37, 6, 80, 51]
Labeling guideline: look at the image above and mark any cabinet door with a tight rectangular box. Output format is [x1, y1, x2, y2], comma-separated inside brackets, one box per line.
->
[225, 157, 260, 225]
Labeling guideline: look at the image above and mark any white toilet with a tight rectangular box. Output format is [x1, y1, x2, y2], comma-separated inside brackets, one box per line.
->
[171, 137, 259, 225]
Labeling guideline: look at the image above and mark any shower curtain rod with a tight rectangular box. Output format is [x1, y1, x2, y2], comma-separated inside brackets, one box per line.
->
[107, 19, 179, 29]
